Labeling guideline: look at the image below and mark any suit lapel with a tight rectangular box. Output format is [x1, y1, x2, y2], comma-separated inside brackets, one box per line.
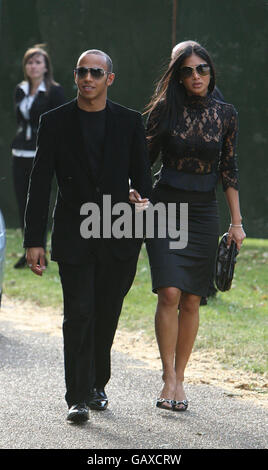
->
[97, 100, 117, 184]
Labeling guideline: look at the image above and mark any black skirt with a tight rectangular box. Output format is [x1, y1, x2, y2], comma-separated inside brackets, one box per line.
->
[145, 185, 220, 297]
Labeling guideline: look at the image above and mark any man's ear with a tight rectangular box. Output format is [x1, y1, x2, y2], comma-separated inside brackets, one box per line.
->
[107, 73, 115, 87]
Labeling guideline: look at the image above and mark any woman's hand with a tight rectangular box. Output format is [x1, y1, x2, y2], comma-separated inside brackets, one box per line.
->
[227, 226, 246, 251]
[129, 189, 150, 212]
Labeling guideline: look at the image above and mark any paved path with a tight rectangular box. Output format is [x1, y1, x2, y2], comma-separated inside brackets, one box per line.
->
[0, 318, 267, 452]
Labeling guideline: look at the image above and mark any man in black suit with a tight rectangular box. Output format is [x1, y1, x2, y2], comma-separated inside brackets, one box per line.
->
[24, 49, 152, 423]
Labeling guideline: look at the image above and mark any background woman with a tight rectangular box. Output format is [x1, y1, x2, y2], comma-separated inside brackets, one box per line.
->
[131, 42, 245, 411]
[11, 44, 65, 268]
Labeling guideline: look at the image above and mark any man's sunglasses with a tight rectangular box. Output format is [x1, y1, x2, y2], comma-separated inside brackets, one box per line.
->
[180, 63, 211, 79]
[74, 66, 110, 79]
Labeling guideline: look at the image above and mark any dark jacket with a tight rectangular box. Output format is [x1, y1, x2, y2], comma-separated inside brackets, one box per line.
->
[11, 82, 65, 152]
[24, 99, 152, 263]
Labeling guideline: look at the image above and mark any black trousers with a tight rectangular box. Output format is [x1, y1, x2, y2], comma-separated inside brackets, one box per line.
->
[12, 156, 47, 248]
[58, 244, 139, 408]
[12, 156, 34, 232]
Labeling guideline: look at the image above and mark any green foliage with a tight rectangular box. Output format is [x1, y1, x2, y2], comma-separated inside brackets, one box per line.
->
[1, 0, 268, 236]
[3, 230, 268, 375]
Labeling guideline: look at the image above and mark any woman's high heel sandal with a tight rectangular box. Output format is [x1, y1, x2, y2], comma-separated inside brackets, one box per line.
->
[156, 398, 174, 410]
[172, 399, 189, 412]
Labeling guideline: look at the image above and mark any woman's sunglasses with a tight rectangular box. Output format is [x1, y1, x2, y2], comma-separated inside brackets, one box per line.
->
[74, 66, 110, 80]
[180, 63, 211, 79]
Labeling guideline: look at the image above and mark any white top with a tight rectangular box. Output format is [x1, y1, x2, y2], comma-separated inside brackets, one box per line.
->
[12, 81, 46, 158]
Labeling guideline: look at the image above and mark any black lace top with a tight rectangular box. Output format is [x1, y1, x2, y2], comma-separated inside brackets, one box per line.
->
[147, 94, 239, 197]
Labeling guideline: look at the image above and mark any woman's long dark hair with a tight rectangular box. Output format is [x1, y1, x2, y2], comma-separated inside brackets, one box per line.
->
[145, 43, 216, 140]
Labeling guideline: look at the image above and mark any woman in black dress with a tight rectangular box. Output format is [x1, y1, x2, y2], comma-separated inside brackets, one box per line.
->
[172, 41, 225, 305]
[131, 43, 245, 411]
[11, 44, 65, 268]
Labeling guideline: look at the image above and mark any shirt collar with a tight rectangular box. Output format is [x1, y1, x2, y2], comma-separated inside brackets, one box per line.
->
[19, 80, 47, 95]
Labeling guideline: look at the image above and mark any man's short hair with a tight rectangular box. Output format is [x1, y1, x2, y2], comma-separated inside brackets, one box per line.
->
[78, 49, 113, 72]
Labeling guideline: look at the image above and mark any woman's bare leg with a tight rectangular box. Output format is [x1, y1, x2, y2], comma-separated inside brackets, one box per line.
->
[155, 287, 181, 406]
[174, 292, 201, 407]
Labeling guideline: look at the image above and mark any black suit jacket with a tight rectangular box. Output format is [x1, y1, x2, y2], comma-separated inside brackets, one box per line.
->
[24, 98, 152, 263]
[11, 83, 65, 152]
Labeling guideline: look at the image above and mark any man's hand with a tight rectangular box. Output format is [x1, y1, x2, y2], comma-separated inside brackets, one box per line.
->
[129, 189, 150, 212]
[26, 247, 46, 276]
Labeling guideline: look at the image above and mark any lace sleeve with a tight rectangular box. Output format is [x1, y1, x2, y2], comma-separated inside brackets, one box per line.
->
[219, 106, 239, 191]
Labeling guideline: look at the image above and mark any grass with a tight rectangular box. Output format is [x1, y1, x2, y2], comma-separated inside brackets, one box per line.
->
[3, 229, 268, 375]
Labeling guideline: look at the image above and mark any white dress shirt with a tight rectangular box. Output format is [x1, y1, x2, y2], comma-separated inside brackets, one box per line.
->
[12, 81, 46, 158]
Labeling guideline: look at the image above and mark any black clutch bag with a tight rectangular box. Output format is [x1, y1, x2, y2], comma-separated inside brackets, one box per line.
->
[215, 233, 239, 292]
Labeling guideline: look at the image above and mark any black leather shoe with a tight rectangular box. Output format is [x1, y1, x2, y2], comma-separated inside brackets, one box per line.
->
[67, 403, 89, 423]
[88, 388, 108, 411]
